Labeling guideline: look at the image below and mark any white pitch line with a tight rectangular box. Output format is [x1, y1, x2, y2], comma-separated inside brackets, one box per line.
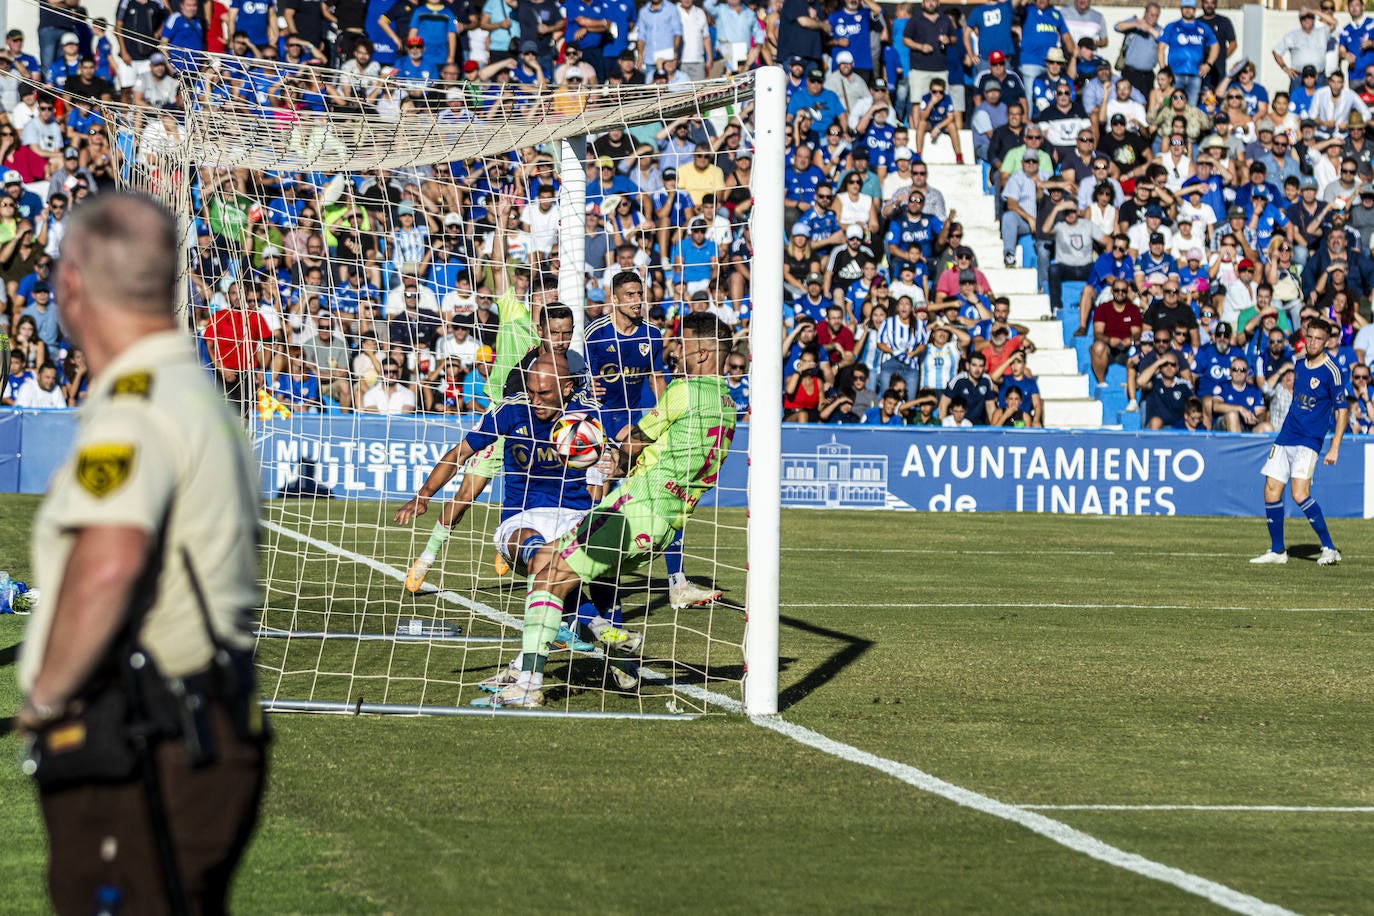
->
[1021, 805, 1374, 813]
[782, 601, 1360, 613]
[782, 547, 1254, 558]
[265, 519, 1296, 916]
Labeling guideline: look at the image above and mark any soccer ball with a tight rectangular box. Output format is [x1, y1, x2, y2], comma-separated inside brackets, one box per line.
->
[553, 413, 605, 469]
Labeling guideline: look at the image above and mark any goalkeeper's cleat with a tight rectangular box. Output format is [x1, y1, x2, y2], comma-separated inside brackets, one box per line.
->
[1318, 547, 1342, 566]
[669, 580, 722, 609]
[597, 625, 643, 655]
[493, 553, 511, 576]
[486, 683, 546, 708]
[478, 662, 520, 693]
[550, 623, 596, 653]
[404, 555, 433, 592]
[1249, 550, 1289, 565]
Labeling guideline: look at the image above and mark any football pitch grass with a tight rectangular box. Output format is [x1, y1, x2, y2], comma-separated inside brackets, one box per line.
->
[1, 492, 1372, 913]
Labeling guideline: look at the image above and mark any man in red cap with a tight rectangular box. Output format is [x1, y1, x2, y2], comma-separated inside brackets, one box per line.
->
[975, 50, 1027, 108]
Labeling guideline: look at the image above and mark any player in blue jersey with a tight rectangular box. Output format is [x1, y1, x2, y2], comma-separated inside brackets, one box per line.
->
[585, 270, 721, 609]
[1252, 318, 1348, 565]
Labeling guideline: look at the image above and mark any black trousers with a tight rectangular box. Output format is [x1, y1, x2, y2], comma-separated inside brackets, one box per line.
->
[1048, 261, 1094, 314]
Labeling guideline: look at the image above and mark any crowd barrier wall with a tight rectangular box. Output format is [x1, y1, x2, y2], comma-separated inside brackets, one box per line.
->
[4, 410, 1370, 518]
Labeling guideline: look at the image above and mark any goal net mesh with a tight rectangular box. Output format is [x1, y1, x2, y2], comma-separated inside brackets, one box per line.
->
[102, 57, 759, 716]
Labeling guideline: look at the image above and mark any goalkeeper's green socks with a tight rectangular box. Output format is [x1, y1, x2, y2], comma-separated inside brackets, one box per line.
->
[419, 520, 452, 563]
[521, 590, 563, 687]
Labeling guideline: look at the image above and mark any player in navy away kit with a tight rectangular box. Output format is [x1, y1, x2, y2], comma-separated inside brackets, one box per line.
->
[1252, 318, 1349, 566]
[585, 270, 722, 609]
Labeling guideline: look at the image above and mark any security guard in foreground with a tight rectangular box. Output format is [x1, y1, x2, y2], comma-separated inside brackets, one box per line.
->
[17, 193, 269, 915]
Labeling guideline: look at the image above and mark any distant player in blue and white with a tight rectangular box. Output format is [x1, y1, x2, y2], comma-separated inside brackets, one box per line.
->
[585, 270, 666, 450]
[1252, 318, 1348, 566]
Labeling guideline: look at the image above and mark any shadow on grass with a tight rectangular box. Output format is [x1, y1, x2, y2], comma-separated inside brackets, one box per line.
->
[777, 615, 873, 713]
[0, 642, 15, 737]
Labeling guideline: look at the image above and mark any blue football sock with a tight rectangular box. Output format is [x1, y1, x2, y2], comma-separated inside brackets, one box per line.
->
[1265, 501, 1286, 553]
[1297, 496, 1335, 550]
[588, 579, 619, 623]
[517, 535, 545, 570]
[664, 529, 685, 579]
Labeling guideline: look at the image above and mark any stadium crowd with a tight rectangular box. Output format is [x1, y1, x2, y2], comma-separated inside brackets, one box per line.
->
[2, 0, 1374, 431]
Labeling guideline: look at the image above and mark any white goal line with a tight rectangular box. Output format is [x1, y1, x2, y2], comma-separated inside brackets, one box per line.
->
[263, 518, 1297, 916]
[782, 602, 1362, 613]
[783, 547, 1258, 558]
[1019, 804, 1374, 813]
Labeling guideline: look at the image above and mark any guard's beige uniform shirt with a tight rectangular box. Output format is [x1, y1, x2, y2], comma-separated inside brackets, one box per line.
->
[20, 330, 260, 692]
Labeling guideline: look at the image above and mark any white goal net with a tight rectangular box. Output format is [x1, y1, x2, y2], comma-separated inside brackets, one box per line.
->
[100, 55, 781, 717]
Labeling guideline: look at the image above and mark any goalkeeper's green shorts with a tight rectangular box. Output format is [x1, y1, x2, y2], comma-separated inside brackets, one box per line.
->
[557, 490, 675, 583]
[464, 438, 503, 480]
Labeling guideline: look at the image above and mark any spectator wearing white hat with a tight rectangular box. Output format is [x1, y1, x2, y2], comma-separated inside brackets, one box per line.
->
[825, 50, 874, 123]
[4, 170, 44, 221]
[45, 31, 82, 90]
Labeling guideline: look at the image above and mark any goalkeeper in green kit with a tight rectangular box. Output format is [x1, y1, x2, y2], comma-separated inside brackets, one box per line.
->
[480, 312, 739, 708]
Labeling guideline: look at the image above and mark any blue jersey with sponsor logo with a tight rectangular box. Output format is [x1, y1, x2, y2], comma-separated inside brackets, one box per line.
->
[1159, 19, 1215, 76]
[585, 315, 666, 435]
[1277, 353, 1345, 451]
[968, 0, 1014, 58]
[232, 0, 275, 46]
[462, 391, 599, 519]
[1193, 341, 1239, 396]
[829, 7, 875, 69]
[1214, 381, 1264, 413]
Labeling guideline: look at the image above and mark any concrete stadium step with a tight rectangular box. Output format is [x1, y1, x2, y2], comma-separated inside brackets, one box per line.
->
[1035, 374, 1090, 400]
[944, 200, 996, 224]
[980, 268, 1039, 295]
[1006, 293, 1052, 321]
[1019, 319, 1064, 344]
[920, 130, 976, 165]
[1044, 398, 1106, 429]
[1027, 347, 1077, 375]
[959, 226, 1001, 249]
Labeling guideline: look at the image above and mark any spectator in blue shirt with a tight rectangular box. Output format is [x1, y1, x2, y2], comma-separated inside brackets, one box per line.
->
[965, 0, 1014, 70]
[787, 67, 847, 133]
[636, 0, 682, 75]
[408, 0, 458, 69]
[784, 144, 825, 229]
[1211, 354, 1273, 431]
[863, 388, 907, 425]
[1019, 0, 1071, 86]
[828, 0, 882, 78]
[229, 0, 277, 49]
[671, 217, 719, 300]
[159, 0, 205, 73]
[1158, 0, 1218, 105]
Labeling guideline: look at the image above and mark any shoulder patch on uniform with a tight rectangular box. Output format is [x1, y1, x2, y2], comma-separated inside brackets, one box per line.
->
[111, 371, 152, 399]
[75, 443, 135, 498]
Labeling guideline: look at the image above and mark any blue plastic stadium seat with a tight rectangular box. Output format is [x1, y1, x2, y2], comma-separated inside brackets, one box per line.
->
[980, 161, 993, 194]
[1073, 335, 1093, 373]
[1118, 408, 1142, 430]
[1018, 234, 1036, 269]
[1060, 306, 1081, 346]
[1061, 281, 1085, 314]
[1104, 363, 1127, 387]
[1096, 383, 1127, 417]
